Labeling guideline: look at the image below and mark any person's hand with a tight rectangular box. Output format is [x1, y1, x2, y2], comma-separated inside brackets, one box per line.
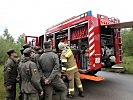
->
[40, 91, 44, 96]
[6, 85, 12, 90]
[61, 70, 66, 74]
[44, 79, 51, 84]
[16, 75, 20, 81]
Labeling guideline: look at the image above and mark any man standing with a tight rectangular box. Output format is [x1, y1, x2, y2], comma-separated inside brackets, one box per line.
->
[18, 48, 43, 100]
[18, 44, 32, 100]
[4, 49, 18, 100]
[58, 42, 84, 98]
[39, 41, 67, 100]
[34, 46, 44, 68]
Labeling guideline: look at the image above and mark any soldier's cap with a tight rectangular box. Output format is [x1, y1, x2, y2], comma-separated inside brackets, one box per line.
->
[7, 49, 16, 55]
[58, 42, 65, 50]
[23, 44, 31, 49]
[20, 48, 24, 55]
[44, 41, 51, 48]
[23, 48, 35, 55]
[44, 41, 51, 45]
[35, 46, 41, 51]
[20, 48, 24, 52]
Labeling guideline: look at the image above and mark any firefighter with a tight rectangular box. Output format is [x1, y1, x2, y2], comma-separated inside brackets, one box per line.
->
[58, 42, 85, 98]
[39, 41, 67, 100]
[4, 49, 18, 100]
[84, 47, 89, 69]
[18, 48, 43, 100]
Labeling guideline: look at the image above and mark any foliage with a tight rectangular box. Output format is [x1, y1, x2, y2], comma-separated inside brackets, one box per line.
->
[2, 28, 14, 42]
[0, 28, 24, 64]
[121, 28, 133, 56]
[0, 66, 5, 100]
[122, 56, 133, 74]
[17, 33, 25, 47]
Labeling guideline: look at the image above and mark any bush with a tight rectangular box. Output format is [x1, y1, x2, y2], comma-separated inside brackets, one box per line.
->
[0, 66, 5, 100]
[122, 56, 133, 74]
[122, 29, 133, 56]
[0, 38, 21, 65]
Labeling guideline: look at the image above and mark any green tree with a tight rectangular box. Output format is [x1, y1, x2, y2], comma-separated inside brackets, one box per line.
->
[122, 28, 133, 56]
[3, 28, 14, 42]
[0, 28, 21, 64]
[17, 33, 25, 47]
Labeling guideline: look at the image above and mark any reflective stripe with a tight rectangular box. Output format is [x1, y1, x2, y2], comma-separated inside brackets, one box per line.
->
[64, 49, 72, 58]
[61, 59, 67, 62]
[62, 67, 66, 71]
[67, 65, 77, 71]
[68, 88, 74, 92]
[78, 84, 83, 88]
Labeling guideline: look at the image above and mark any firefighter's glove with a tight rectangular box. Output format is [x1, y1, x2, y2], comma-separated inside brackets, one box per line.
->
[61, 62, 68, 67]
[61, 62, 67, 73]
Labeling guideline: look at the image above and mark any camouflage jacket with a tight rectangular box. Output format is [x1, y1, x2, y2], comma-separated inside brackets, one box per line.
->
[39, 49, 60, 82]
[4, 57, 18, 86]
[18, 57, 43, 93]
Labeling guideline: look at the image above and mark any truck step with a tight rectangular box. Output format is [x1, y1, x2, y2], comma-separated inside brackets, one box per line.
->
[111, 65, 124, 69]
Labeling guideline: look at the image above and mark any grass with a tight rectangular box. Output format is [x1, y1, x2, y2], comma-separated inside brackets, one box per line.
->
[122, 56, 133, 74]
[102, 56, 133, 74]
[0, 66, 5, 100]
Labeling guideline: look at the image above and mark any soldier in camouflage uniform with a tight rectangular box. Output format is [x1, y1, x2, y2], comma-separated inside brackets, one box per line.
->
[34, 46, 44, 69]
[18, 44, 32, 100]
[4, 49, 18, 100]
[58, 42, 84, 98]
[18, 48, 43, 100]
[39, 41, 67, 100]
[33, 46, 44, 100]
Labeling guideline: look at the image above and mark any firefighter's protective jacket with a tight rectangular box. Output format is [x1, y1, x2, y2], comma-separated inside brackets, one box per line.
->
[60, 47, 78, 73]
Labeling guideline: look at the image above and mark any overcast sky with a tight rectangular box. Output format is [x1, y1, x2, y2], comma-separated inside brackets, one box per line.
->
[0, 0, 133, 39]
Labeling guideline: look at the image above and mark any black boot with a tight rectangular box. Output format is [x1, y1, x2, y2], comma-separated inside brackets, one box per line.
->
[79, 91, 85, 97]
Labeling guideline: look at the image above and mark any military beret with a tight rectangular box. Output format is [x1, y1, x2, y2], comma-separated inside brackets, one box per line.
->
[7, 49, 16, 55]
[23, 44, 31, 49]
[23, 48, 34, 55]
[44, 41, 51, 45]
[44, 41, 51, 48]
[20, 48, 24, 52]
[20, 48, 24, 55]
[35, 46, 41, 51]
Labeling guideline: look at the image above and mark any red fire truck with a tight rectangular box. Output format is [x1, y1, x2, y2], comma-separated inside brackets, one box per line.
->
[25, 11, 133, 80]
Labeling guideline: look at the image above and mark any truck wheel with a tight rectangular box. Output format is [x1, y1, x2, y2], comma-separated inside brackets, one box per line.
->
[88, 68, 101, 75]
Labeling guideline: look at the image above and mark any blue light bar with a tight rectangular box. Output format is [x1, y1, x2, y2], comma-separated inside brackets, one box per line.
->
[87, 11, 92, 16]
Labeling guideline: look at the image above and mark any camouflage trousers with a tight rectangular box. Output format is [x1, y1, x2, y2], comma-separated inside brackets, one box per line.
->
[5, 83, 16, 100]
[23, 93, 39, 100]
[44, 78, 67, 100]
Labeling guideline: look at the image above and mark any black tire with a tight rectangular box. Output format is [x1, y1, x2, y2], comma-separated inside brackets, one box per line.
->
[88, 68, 101, 75]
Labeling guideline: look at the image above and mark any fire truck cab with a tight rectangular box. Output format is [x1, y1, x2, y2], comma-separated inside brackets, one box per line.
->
[25, 11, 133, 76]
